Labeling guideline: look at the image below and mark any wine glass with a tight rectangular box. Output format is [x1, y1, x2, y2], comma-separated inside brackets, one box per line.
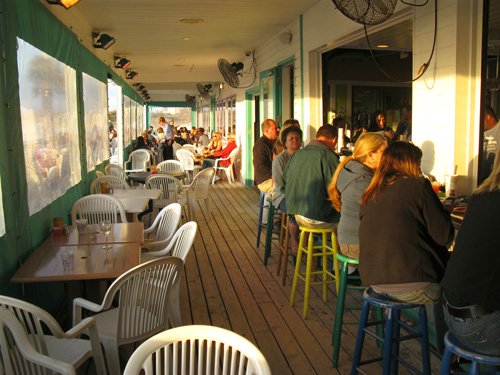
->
[99, 220, 112, 249]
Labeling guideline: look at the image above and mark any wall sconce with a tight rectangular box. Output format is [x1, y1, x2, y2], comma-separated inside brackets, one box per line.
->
[92, 32, 116, 50]
[114, 55, 131, 69]
[125, 70, 138, 79]
[47, 0, 81, 9]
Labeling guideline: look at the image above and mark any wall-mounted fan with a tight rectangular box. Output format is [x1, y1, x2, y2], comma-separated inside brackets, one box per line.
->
[197, 83, 213, 101]
[185, 95, 196, 104]
[218, 51, 256, 89]
[217, 59, 243, 88]
[331, 0, 397, 25]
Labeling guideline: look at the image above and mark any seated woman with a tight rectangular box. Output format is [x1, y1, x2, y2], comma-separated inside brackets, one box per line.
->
[440, 149, 500, 355]
[328, 132, 387, 259]
[201, 134, 237, 169]
[272, 126, 303, 253]
[204, 131, 223, 155]
[359, 141, 454, 304]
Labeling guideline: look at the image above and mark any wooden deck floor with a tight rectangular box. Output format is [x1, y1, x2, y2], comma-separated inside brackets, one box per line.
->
[176, 181, 443, 374]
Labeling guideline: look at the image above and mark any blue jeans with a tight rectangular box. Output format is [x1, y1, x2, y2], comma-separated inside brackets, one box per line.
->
[443, 301, 500, 356]
[202, 158, 215, 169]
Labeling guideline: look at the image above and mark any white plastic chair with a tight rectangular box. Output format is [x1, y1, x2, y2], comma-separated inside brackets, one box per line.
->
[105, 163, 127, 181]
[142, 203, 182, 252]
[73, 257, 184, 375]
[176, 149, 200, 182]
[179, 167, 215, 221]
[213, 147, 239, 184]
[156, 160, 184, 173]
[145, 175, 181, 214]
[181, 144, 196, 154]
[124, 149, 151, 172]
[90, 175, 130, 194]
[123, 325, 272, 375]
[71, 194, 128, 224]
[141, 221, 197, 263]
[0, 296, 107, 375]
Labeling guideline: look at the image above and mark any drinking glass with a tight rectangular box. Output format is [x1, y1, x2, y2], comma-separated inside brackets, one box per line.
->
[99, 220, 112, 249]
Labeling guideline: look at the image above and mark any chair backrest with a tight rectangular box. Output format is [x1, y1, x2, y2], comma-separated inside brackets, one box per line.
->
[90, 176, 129, 194]
[147, 203, 182, 244]
[0, 307, 76, 375]
[123, 325, 272, 375]
[145, 175, 180, 206]
[176, 149, 195, 171]
[71, 194, 128, 224]
[98, 257, 184, 343]
[168, 221, 197, 262]
[126, 149, 151, 171]
[105, 163, 126, 180]
[156, 160, 184, 173]
[181, 144, 195, 154]
[192, 167, 215, 200]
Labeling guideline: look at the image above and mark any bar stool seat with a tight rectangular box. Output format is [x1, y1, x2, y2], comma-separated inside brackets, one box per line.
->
[331, 253, 365, 367]
[440, 331, 500, 374]
[351, 287, 431, 375]
[289, 220, 339, 318]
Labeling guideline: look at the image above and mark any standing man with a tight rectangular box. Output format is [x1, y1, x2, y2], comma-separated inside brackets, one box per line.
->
[160, 117, 175, 160]
[253, 119, 279, 192]
[284, 124, 340, 236]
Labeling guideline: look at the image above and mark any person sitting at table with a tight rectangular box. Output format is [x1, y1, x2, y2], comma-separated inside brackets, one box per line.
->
[328, 132, 387, 259]
[201, 134, 237, 170]
[272, 126, 303, 253]
[359, 141, 454, 304]
[273, 118, 300, 155]
[204, 131, 223, 154]
[133, 136, 148, 151]
[197, 127, 210, 147]
[440, 149, 500, 355]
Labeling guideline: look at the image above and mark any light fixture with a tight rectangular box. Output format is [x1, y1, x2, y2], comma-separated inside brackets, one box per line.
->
[114, 55, 131, 69]
[179, 18, 205, 24]
[376, 44, 390, 48]
[47, 0, 81, 9]
[125, 69, 138, 79]
[92, 32, 116, 50]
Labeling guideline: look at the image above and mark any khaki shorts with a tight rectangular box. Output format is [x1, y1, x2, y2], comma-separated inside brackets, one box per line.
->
[257, 179, 273, 193]
[339, 243, 360, 259]
[295, 214, 337, 230]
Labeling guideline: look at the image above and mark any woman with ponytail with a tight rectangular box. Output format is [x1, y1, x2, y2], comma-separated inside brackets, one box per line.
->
[328, 132, 387, 259]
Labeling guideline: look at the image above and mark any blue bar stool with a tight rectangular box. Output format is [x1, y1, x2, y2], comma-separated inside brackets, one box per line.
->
[331, 253, 365, 367]
[351, 287, 431, 375]
[440, 331, 500, 374]
[256, 191, 266, 247]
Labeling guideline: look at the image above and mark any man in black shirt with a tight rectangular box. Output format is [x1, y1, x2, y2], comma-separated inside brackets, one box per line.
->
[253, 119, 279, 192]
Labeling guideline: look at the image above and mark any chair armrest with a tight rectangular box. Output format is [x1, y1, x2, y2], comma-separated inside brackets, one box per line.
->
[73, 298, 103, 324]
[143, 238, 175, 257]
[66, 317, 108, 374]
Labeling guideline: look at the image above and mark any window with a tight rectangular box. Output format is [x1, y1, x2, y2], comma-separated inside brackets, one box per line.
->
[17, 38, 81, 215]
[82, 73, 108, 171]
[215, 95, 236, 137]
[149, 106, 192, 130]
